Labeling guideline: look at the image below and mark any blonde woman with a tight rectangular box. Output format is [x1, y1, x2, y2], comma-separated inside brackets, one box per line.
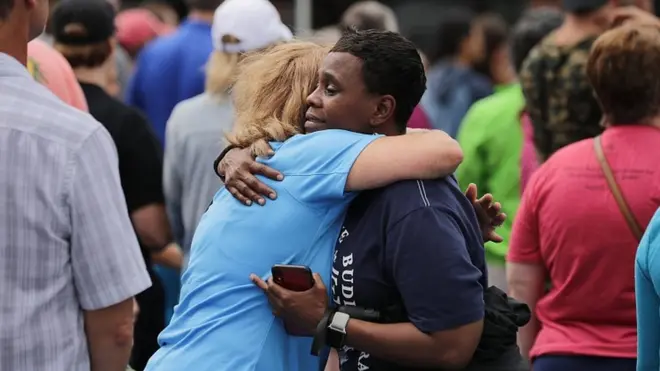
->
[146, 32, 464, 371]
[162, 0, 292, 259]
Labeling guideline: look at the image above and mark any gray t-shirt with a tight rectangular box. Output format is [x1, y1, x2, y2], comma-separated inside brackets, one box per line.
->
[163, 92, 233, 258]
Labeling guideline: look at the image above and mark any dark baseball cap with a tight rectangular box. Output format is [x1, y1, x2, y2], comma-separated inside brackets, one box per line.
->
[51, 0, 116, 45]
[562, 0, 609, 11]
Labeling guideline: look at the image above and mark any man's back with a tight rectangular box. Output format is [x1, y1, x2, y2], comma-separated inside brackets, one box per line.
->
[420, 62, 493, 138]
[520, 34, 603, 161]
[0, 53, 151, 371]
[126, 20, 213, 145]
[163, 93, 231, 255]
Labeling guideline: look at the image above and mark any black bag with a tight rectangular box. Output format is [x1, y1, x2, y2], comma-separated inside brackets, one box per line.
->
[345, 286, 531, 371]
[462, 286, 531, 371]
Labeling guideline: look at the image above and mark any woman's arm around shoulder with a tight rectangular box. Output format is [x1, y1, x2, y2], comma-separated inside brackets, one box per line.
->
[346, 129, 463, 192]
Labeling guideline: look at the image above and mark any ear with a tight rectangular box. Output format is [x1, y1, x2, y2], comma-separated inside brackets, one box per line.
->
[25, 0, 37, 9]
[369, 95, 396, 129]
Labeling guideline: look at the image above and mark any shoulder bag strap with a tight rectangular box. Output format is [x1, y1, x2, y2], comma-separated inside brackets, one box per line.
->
[593, 135, 644, 241]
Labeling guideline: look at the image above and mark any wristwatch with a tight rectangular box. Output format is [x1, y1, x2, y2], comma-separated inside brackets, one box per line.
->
[326, 311, 351, 349]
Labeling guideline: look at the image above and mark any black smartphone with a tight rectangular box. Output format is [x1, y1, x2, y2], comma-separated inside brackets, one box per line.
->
[271, 264, 314, 292]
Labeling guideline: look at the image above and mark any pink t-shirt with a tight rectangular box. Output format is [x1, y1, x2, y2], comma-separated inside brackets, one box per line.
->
[520, 113, 539, 194]
[508, 125, 660, 360]
[27, 39, 88, 112]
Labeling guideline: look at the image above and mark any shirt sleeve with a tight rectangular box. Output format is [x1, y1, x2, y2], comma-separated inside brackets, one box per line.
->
[69, 126, 152, 311]
[118, 110, 164, 213]
[270, 129, 380, 207]
[163, 112, 185, 246]
[507, 169, 543, 264]
[385, 207, 485, 333]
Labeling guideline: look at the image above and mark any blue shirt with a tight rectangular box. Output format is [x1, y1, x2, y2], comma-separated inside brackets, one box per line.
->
[145, 130, 379, 371]
[332, 177, 486, 371]
[420, 62, 493, 138]
[125, 20, 213, 145]
[635, 207, 660, 371]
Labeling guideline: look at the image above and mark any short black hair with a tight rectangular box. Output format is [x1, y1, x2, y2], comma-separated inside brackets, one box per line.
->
[511, 8, 564, 72]
[184, 0, 223, 11]
[331, 28, 426, 132]
[429, 7, 475, 64]
[0, 0, 14, 19]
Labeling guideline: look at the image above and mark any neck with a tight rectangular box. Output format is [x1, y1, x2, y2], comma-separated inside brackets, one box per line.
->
[605, 115, 660, 128]
[377, 122, 403, 136]
[454, 54, 472, 68]
[75, 66, 110, 90]
[644, 116, 660, 129]
[0, 21, 29, 66]
[493, 65, 517, 86]
[555, 14, 606, 45]
[187, 10, 215, 24]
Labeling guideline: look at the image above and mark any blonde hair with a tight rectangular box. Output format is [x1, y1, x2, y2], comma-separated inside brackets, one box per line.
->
[205, 50, 241, 95]
[227, 41, 330, 157]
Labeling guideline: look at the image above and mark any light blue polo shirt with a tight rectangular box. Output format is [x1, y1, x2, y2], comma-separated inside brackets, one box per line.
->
[145, 129, 379, 371]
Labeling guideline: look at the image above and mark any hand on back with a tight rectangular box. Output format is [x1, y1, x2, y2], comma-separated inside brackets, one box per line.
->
[217, 146, 283, 206]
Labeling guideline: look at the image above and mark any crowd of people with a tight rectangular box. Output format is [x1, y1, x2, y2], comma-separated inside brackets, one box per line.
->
[3, 0, 660, 370]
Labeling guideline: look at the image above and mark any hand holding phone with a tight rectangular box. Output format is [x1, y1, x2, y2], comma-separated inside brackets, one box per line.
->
[271, 264, 315, 292]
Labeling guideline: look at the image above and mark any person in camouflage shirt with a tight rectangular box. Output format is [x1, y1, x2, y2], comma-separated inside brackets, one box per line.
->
[520, 0, 655, 164]
[519, 25, 603, 163]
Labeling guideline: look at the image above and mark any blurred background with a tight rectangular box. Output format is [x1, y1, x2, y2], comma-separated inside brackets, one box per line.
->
[117, 0, 660, 59]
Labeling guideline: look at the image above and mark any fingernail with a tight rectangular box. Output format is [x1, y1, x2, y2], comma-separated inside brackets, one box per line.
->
[246, 200, 252, 206]
[269, 193, 276, 200]
[258, 199, 265, 206]
[276, 174, 284, 181]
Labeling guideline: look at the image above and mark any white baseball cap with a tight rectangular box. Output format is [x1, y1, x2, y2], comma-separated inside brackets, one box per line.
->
[212, 0, 293, 53]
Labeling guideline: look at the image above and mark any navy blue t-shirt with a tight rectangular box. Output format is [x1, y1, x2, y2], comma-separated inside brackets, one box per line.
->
[331, 177, 487, 371]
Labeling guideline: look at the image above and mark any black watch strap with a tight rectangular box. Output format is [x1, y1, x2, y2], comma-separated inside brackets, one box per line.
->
[213, 144, 238, 179]
[311, 308, 336, 356]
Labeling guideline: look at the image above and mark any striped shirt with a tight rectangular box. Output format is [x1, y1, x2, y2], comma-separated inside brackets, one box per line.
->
[0, 52, 151, 371]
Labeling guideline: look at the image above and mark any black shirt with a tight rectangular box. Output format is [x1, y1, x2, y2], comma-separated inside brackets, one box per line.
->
[80, 82, 164, 267]
[332, 177, 487, 371]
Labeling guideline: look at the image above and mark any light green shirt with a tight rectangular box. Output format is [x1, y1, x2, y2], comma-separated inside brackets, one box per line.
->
[456, 83, 524, 264]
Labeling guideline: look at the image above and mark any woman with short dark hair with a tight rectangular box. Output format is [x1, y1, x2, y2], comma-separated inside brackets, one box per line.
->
[509, 23, 660, 371]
